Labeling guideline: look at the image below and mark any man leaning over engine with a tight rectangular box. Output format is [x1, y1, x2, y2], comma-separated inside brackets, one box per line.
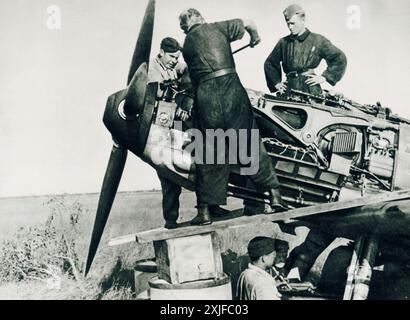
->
[179, 9, 288, 226]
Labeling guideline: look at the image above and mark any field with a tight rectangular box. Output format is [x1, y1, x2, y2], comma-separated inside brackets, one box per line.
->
[0, 190, 340, 300]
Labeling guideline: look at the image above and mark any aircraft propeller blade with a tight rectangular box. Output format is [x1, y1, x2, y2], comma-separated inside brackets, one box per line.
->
[127, 0, 156, 85]
[85, 0, 156, 276]
[84, 145, 128, 276]
[124, 0, 155, 117]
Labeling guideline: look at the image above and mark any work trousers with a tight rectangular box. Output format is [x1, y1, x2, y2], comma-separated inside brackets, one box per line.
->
[158, 173, 181, 223]
[194, 74, 280, 205]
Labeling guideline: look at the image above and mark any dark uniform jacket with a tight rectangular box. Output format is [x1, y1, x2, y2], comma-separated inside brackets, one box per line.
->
[182, 19, 245, 84]
[182, 19, 279, 205]
[264, 29, 347, 94]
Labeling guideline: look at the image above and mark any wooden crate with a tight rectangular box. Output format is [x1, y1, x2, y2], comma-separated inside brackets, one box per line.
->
[154, 232, 223, 284]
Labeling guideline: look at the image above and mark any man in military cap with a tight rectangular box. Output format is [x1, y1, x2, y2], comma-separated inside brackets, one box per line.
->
[179, 9, 287, 226]
[237, 236, 283, 300]
[264, 4, 347, 95]
[147, 37, 191, 229]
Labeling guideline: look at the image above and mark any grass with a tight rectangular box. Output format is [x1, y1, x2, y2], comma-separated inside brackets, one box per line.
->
[0, 190, 331, 300]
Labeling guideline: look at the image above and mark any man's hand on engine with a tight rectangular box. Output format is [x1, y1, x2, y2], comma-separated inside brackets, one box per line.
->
[305, 74, 326, 86]
[275, 82, 287, 94]
[176, 107, 189, 121]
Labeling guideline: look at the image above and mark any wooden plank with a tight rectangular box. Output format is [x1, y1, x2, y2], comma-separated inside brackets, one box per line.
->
[153, 240, 170, 282]
[108, 234, 137, 247]
[109, 189, 410, 245]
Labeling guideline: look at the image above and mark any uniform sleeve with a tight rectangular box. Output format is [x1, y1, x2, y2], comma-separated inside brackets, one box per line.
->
[318, 36, 347, 86]
[264, 39, 283, 92]
[175, 61, 193, 91]
[237, 270, 282, 300]
[253, 278, 282, 300]
[214, 19, 245, 42]
[254, 286, 281, 300]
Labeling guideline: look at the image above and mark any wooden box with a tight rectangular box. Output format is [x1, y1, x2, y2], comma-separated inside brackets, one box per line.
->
[154, 232, 223, 284]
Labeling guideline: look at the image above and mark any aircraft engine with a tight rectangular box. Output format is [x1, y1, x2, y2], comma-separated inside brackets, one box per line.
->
[103, 80, 410, 207]
[247, 88, 410, 205]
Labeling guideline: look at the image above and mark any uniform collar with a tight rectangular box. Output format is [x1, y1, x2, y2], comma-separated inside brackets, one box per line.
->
[155, 55, 168, 71]
[289, 28, 311, 42]
[187, 23, 203, 34]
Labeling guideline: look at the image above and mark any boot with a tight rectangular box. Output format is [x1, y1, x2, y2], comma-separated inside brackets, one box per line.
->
[269, 188, 288, 212]
[190, 204, 212, 226]
[209, 205, 229, 217]
[164, 220, 178, 229]
[243, 204, 265, 216]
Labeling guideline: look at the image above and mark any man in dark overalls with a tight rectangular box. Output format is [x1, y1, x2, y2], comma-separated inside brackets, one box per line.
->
[179, 9, 287, 225]
[264, 4, 347, 96]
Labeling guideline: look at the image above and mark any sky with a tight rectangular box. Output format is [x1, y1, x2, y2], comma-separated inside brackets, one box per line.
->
[0, 0, 409, 198]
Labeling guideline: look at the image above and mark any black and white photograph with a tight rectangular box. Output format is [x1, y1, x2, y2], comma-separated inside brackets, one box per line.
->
[1, 0, 410, 303]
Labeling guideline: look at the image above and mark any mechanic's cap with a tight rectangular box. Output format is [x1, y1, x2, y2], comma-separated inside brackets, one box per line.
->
[160, 37, 182, 53]
[248, 236, 276, 259]
[283, 4, 305, 21]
